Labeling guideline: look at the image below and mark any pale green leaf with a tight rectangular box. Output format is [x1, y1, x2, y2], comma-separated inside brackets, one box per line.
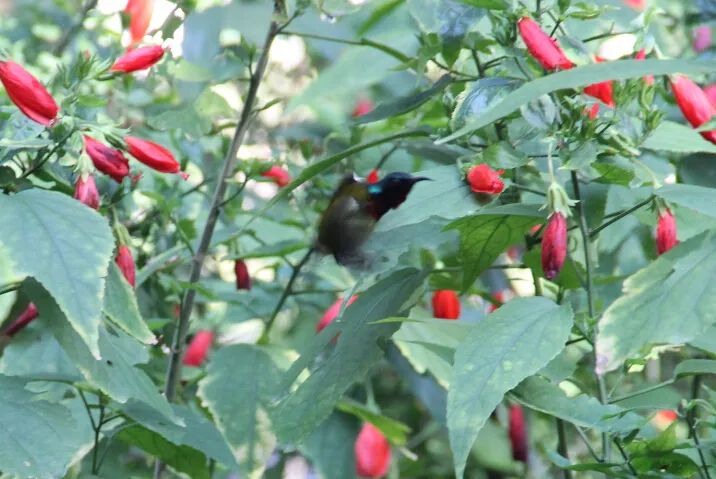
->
[103, 263, 155, 344]
[336, 399, 411, 445]
[673, 359, 716, 378]
[655, 183, 716, 219]
[642, 121, 716, 154]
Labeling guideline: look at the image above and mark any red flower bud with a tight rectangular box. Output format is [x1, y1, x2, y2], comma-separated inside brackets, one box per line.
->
[3, 303, 39, 337]
[508, 405, 528, 463]
[0, 61, 59, 126]
[115, 245, 136, 287]
[586, 102, 600, 119]
[84, 135, 130, 183]
[352, 98, 374, 118]
[670, 75, 716, 144]
[487, 289, 513, 313]
[111, 45, 165, 73]
[467, 164, 505, 195]
[355, 423, 391, 478]
[694, 26, 712, 52]
[651, 409, 678, 430]
[705, 84, 716, 108]
[656, 209, 678, 255]
[623, 0, 646, 10]
[183, 330, 214, 367]
[234, 259, 251, 290]
[517, 17, 575, 71]
[261, 165, 291, 187]
[431, 290, 460, 320]
[634, 49, 654, 85]
[125, 0, 154, 45]
[73, 175, 100, 210]
[541, 212, 567, 280]
[316, 296, 358, 332]
[583, 57, 615, 107]
[125, 136, 187, 178]
[367, 169, 379, 184]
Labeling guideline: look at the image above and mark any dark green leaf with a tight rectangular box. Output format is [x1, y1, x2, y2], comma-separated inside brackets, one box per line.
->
[300, 413, 358, 479]
[336, 399, 411, 445]
[103, 263, 154, 344]
[673, 359, 716, 377]
[457, 0, 508, 9]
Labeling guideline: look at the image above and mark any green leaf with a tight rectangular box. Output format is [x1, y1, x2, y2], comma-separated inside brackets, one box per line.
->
[0, 189, 113, 358]
[103, 263, 155, 344]
[438, 60, 716, 144]
[0, 137, 52, 149]
[448, 297, 573, 478]
[300, 413, 358, 479]
[26, 280, 179, 424]
[451, 78, 521, 130]
[596, 231, 716, 373]
[336, 398, 411, 445]
[198, 344, 284, 477]
[457, 0, 507, 9]
[0, 374, 87, 479]
[272, 268, 426, 443]
[483, 142, 531, 169]
[354, 74, 453, 124]
[446, 204, 544, 290]
[409, 0, 486, 40]
[512, 376, 645, 433]
[655, 183, 716, 219]
[642, 121, 716, 154]
[673, 359, 716, 378]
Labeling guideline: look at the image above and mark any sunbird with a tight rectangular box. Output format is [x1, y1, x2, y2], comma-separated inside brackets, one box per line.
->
[316, 171, 429, 266]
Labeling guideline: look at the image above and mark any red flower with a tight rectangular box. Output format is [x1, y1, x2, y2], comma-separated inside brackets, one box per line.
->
[656, 209, 678, 255]
[584, 57, 615, 107]
[73, 175, 100, 210]
[261, 165, 291, 187]
[234, 259, 251, 290]
[125, 136, 186, 177]
[0, 61, 59, 126]
[316, 296, 358, 332]
[352, 98, 374, 118]
[541, 212, 567, 280]
[467, 164, 505, 195]
[694, 25, 712, 52]
[652, 409, 678, 430]
[367, 169, 379, 184]
[355, 423, 391, 478]
[487, 290, 513, 313]
[623, 0, 646, 10]
[183, 330, 214, 367]
[586, 102, 600, 119]
[110, 45, 165, 73]
[431, 290, 460, 320]
[84, 135, 130, 183]
[671, 76, 716, 144]
[3, 303, 39, 337]
[115, 245, 136, 287]
[508, 405, 528, 463]
[517, 17, 575, 71]
[125, 0, 154, 45]
[704, 84, 716, 108]
[634, 49, 654, 85]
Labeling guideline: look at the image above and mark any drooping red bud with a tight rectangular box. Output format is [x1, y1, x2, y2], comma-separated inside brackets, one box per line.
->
[73, 175, 100, 210]
[111, 45, 165, 73]
[586, 103, 600, 120]
[316, 296, 358, 332]
[261, 165, 291, 187]
[84, 135, 130, 183]
[125, 0, 154, 45]
[352, 98, 374, 118]
[584, 57, 615, 107]
[115, 245, 136, 287]
[355, 423, 391, 478]
[3, 303, 39, 337]
[670, 75, 716, 144]
[694, 25, 712, 52]
[656, 209, 678, 255]
[0, 61, 59, 126]
[183, 330, 214, 367]
[367, 169, 379, 184]
[517, 17, 575, 71]
[431, 290, 460, 320]
[234, 259, 251, 290]
[623, 0, 646, 10]
[634, 49, 654, 85]
[541, 212, 567, 280]
[466, 164, 505, 195]
[508, 405, 528, 463]
[125, 136, 187, 178]
[704, 84, 716, 109]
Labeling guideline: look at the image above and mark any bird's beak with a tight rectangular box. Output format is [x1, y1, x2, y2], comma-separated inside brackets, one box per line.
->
[412, 176, 431, 183]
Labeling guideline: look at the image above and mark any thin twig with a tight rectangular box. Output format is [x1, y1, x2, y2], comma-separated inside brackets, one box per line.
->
[687, 375, 712, 479]
[556, 418, 573, 479]
[53, 0, 99, 55]
[574, 426, 602, 463]
[613, 437, 638, 476]
[608, 378, 675, 403]
[590, 196, 654, 238]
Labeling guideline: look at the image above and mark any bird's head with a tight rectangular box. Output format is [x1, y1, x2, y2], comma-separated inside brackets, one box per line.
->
[367, 172, 430, 217]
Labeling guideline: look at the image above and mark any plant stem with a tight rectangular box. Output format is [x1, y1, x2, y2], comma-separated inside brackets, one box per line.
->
[613, 437, 638, 476]
[53, 0, 99, 55]
[0, 282, 21, 296]
[608, 378, 675, 403]
[556, 418, 573, 479]
[687, 375, 712, 479]
[154, 2, 285, 476]
[589, 196, 654, 239]
[570, 171, 610, 462]
[21, 128, 76, 179]
[574, 426, 602, 463]
[279, 30, 410, 63]
[92, 403, 105, 474]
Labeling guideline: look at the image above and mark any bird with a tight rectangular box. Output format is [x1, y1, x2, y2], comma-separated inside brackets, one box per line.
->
[316, 171, 429, 266]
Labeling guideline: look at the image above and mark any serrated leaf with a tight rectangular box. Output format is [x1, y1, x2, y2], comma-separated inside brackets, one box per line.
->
[0, 374, 87, 479]
[596, 231, 716, 373]
[642, 121, 716, 154]
[446, 204, 544, 290]
[448, 297, 573, 478]
[198, 344, 283, 478]
[271, 268, 426, 444]
[512, 376, 645, 433]
[438, 60, 716, 144]
[103, 263, 154, 344]
[0, 189, 113, 358]
[655, 183, 716, 219]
